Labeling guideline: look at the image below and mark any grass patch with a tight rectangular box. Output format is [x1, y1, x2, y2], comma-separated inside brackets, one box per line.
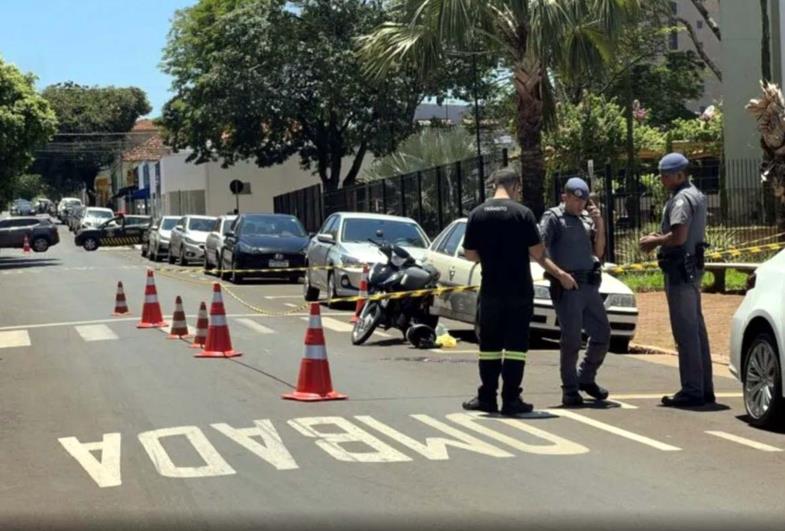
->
[617, 268, 751, 293]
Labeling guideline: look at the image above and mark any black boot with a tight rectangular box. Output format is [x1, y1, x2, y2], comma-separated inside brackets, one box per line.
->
[579, 382, 609, 400]
[462, 396, 498, 413]
[562, 390, 584, 407]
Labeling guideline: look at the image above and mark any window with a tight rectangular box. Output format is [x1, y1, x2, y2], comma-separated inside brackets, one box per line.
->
[188, 218, 216, 232]
[342, 218, 428, 248]
[319, 215, 337, 236]
[239, 215, 307, 238]
[438, 222, 466, 256]
[161, 218, 178, 230]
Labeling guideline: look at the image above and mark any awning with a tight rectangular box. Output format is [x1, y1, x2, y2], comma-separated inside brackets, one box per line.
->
[131, 187, 150, 200]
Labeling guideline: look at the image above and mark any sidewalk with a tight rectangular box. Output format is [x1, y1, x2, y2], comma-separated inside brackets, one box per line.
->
[631, 291, 745, 365]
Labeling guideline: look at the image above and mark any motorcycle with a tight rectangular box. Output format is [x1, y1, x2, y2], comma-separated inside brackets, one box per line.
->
[351, 240, 440, 347]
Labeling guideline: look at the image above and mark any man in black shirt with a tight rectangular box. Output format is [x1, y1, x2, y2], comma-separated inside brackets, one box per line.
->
[462, 168, 577, 415]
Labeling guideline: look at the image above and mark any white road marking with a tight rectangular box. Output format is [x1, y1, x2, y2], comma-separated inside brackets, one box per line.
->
[0, 330, 31, 349]
[288, 417, 412, 463]
[355, 415, 513, 460]
[74, 325, 118, 342]
[429, 349, 477, 354]
[544, 408, 681, 451]
[304, 316, 354, 333]
[137, 426, 236, 478]
[236, 318, 274, 334]
[608, 400, 638, 410]
[212, 420, 299, 470]
[706, 431, 783, 452]
[374, 329, 393, 338]
[58, 433, 122, 488]
[264, 295, 304, 300]
[448, 413, 589, 455]
[284, 303, 299, 308]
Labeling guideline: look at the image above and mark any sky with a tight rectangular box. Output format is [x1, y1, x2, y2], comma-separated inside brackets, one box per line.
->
[0, 0, 195, 118]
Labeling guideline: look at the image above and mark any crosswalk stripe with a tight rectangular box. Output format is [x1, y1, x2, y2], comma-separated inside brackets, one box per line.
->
[0, 330, 31, 349]
[302, 316, 354, 332]
[545, 408, 681, 451]
[74, 325, 118, 342]
[705, 431, 783, 452]
[236, 318, 274, 334]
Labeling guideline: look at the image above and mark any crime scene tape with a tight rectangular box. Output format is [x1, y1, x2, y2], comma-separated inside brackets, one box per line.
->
[153, 264, 356, 276]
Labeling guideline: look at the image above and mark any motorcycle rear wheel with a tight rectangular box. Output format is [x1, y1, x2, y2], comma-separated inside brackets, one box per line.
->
[351, 301, 383, 345]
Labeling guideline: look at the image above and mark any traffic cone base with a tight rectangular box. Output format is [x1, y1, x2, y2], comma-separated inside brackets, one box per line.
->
[283, 359, 347, 401]
[23, 235, 31, 254]
[194, 349, 242, 358]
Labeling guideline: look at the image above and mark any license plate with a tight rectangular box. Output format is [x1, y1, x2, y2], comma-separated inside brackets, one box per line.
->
[269, 260, 289, 268]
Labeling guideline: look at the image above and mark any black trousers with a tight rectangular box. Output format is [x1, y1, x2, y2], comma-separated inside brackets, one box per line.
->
[475, 295, 533, 402]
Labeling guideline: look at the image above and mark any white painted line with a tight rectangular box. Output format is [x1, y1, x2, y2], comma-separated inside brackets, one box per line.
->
[374, 329, 393, 338]
[236, 318, 274, 335]
[706, 431, 783, 452]
[264, 295, 304, 300]
[284, 303, 299, 308]
[74, 325, 119, 342]
[607, 400, 638, 410]
[304, 316, 354, 333]
[0, 330, 31, 349]
[544, 408, 681, 451]
[429, 349, 477, 354]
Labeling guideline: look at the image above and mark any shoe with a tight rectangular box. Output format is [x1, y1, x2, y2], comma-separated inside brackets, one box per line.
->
[562, 391, 584, 407]
[579, 383, 609, 400]
[661, 392, 705, 407]
[704, 392, 716, 404]
[462, 396, 498, 413]
[500, 397, 534, 416]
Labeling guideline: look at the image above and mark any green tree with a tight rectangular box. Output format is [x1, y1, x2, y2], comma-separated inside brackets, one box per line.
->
[359, 0, 642, 217]
[0, 57, 58, 205]
[161, 0, 475, 192]
[32, 83, 151, 200]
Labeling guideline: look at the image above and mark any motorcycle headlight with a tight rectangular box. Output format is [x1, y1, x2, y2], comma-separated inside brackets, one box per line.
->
[533, 285, 551, 300]
[605, 293, 636, 308]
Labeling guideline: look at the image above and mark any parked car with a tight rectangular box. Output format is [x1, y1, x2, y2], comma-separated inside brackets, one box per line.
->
[73, 214, 147, 251]
[67, 205, 86, 232]
[57, 197, 82, 222]
[203, 215, 237, 272]
[220, 213, 308, 284]
[729, 249, 785, 428]
[422, 218, 638, 353]
[78, 207, 115, 230]
[146, 216, 180, 262]
[168, 215, 217, 265]
[10, 199, 34, 217]
[303, 212, 431, 302]
[0, 217, 59, 252]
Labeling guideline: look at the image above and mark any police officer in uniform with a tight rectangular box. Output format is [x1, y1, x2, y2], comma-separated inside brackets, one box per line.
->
[462, 168, 577, 415]
[540, 177, 611, 407]
[639, 153, 714, 407]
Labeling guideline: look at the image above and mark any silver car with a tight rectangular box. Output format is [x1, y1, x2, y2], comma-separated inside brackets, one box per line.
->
[79, 207, 115, 230]
[203, 215, 237, 271]
[303, 212, 431, 303]
[168, 215, 217, 265]
[147, 216, 180, 262]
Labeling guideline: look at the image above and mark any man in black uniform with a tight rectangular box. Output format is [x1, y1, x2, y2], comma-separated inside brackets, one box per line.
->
[462, 168, 578, 415]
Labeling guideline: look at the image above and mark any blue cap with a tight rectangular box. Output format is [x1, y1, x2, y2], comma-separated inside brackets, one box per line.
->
[564, 177, 590, 199]
[658, 152, 689, 174]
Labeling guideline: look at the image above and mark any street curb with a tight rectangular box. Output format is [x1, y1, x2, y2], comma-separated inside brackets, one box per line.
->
[629, 342, 730, 366]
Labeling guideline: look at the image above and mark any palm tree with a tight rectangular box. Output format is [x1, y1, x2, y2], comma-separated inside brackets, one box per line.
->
[359, 0, 641, 217]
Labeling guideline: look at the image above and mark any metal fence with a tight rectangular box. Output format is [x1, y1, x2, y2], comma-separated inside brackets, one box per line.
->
[272, 183, 323, 234]
[549, 158, 779, 265]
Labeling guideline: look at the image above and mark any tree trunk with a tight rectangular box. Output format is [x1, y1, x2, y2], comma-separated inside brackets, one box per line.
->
[341, 141, 368, 189]
[513, 64, 545, 219]
[676, 16, 722, 81]
[690, 0, 721, 41]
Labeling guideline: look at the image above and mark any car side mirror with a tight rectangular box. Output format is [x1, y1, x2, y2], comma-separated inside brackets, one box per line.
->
[457, 246, 466, 258]
[317, 233, 335, 245]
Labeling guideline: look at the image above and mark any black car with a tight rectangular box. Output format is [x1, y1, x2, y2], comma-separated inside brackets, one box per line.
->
[220, 213, 309, 283]
[0, 217, 59, 252]
[74, 214, 148, 251]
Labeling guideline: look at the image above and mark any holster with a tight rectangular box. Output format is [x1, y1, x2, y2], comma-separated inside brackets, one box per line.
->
[544, 272, 564, 304]
[657, 247, 697, 284]
[695, 242, 709, 270]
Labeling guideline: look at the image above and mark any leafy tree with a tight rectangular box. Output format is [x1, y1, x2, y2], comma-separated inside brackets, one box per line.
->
[10, 174, 50, 201]
[359, 0, 642, 218]
[669, 106, 723, 155]
[0, 57, 58, 205]
[161, 0, 478, 192]
[32, 83, 151, 200]
[363, 126, 477, 181]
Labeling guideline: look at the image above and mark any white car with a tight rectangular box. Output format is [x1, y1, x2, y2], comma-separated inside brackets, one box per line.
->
[203, 215, 237, 271]
[730, 249, 785, 428]
[79, 207, 115, 229]
[303, 212, 431, 303]
[147, 216, 180, 262]
[423, 218, 638, 353]
[57, 197, 82, 222]
[168, 215, 217, 266]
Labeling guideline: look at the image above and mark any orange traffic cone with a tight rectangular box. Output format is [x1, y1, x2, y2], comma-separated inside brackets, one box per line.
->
[351, 263, 369, 324]
[167, 296, 190, 339]
[112, 281, 129, 315]
[283, 302, 347, 401]
[190, 302, 208, 349]
[137, 269, 168, 329]
[23, 234, 31, 254]
[195, 283, 241, 358]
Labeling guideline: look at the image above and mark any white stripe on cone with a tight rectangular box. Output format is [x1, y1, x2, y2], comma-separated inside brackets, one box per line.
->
[210, 314, 227, 327]
[304, 344, 327, 360]
[145, 295, 158, 304]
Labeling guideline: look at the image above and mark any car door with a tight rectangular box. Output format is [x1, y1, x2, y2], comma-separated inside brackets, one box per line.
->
[310, 215, 339, 289]
[222, 217, 241, 268]
[205, 218, 221, 265]
[0, 219, 13, 246]
[171, 217, 186, 255]
[446, 222, 481, 323]
[431, 222, 475, 322]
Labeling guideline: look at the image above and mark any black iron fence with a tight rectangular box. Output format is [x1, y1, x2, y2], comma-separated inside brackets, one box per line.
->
[275, 155, 779, 265]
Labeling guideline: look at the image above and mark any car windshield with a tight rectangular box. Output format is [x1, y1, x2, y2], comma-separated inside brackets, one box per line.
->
[188, 218, 215, 231]
[86, 210, 113, 219]
[342, 219, 427, 248]
[161, 218, 178, 230]
[240, 216, 306, 237]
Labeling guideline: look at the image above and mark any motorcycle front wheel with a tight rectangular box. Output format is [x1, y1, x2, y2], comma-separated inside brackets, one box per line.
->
[351, 301, 383, 345]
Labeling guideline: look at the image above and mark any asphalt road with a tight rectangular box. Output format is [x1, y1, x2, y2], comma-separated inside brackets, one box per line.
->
[1, 221, 784, 531]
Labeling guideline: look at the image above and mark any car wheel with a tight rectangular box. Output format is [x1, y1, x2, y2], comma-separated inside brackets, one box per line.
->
[609, 336, 630, 354]
[218, 251, 227, 280]
[230, 257, 243, 284]
[743, 332, 785, 428]
[31, 237, 49, 253]
[326, 272, 339, 309]
[303, 269, 320, 301]
[167, 246, 176, 264]
[82, 237, 99, 251]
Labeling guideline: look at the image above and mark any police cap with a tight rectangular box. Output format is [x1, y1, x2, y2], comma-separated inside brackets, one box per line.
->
[658, 152, 689, 174]
[564, 177, 590, 199]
